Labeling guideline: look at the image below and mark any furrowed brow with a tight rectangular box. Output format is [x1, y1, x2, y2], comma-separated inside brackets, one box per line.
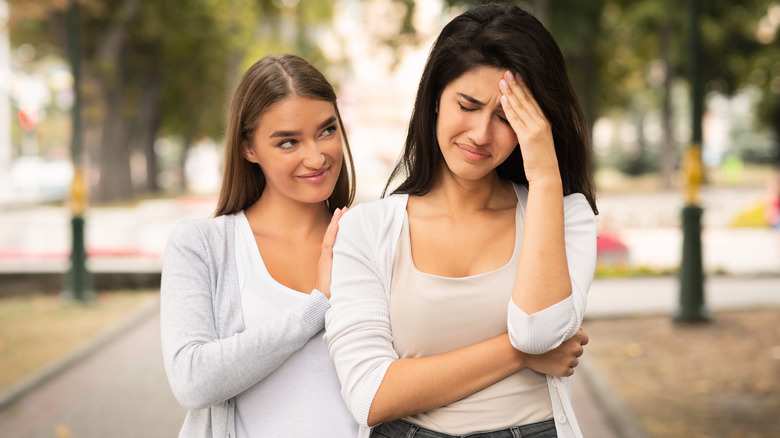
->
[456, 93, 486, 106]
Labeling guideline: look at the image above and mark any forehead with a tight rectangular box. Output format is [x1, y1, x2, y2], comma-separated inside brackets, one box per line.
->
[444, 66, 506, 94]
[261, 96, 334, 121]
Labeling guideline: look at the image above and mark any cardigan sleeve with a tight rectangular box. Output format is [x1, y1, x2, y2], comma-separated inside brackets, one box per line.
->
[160, 220, 330, 410]
[324, 205, 399, 427]
[507, 193, 597, 354]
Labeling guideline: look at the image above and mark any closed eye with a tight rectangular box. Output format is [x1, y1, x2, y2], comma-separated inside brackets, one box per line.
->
[458, 102, 476, 112]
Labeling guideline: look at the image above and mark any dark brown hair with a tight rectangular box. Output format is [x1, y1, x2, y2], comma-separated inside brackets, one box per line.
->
[214, 54, 355, 217]
[385, 4, 597, 214]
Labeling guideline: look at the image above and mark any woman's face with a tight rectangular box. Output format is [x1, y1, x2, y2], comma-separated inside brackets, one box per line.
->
[244, 96, 343, 206]
[436, 66, 518, 183]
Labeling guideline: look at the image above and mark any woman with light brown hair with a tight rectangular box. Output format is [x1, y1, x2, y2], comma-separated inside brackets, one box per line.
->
[161, 54, 358, 437]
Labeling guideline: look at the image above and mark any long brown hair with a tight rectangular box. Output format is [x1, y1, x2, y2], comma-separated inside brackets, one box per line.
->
[384, 4, 597, 215]
[214, 54, 355, 217]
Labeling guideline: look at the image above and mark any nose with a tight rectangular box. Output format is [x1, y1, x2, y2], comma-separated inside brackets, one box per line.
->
[469, 112, 493, 146]
[302, 141, 326, 169]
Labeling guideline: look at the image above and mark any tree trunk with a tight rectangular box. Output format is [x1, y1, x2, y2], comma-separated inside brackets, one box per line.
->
[138, 73, 163, 194]
[91, 0, 140, 203]
[95, 86, 133, 203]
[660, 22, 676, 188]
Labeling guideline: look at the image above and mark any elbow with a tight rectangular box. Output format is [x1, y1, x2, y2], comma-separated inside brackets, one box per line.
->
[366, 404, 395, 428]
[168, 375, 216, 410]
[507, 297, 579, 354]
[367, 413, 381, 428]
[509, 332, 557, 355]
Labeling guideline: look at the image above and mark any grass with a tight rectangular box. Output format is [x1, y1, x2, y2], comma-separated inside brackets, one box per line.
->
[0, 290, 158, 394]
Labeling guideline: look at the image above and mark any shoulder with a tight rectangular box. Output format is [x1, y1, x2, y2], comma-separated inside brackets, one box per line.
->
[340, 195, 407, 232]
[563, 192, 596, 222]
[167, 215, 235, 250]
[335, 195, 407, 256]
[512, 182, 595, 222]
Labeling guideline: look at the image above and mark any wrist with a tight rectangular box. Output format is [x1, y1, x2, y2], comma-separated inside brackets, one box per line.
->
[527, 173, 562, 192]
[500, 333, 527, 371]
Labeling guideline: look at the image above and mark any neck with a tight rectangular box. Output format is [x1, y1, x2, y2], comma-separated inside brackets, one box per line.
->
[245, 191, 330, 237]
[428, 166, 514, 214]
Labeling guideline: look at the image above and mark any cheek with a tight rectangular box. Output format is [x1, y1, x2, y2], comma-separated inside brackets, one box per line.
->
[325, 139, 344, 164]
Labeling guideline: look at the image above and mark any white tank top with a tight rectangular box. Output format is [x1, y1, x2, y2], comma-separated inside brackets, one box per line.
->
[389, 198, 553, 434]
[233, 211, 357, 437]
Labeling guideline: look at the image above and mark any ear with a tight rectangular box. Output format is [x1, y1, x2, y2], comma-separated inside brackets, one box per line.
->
[242, 140, 259, 164]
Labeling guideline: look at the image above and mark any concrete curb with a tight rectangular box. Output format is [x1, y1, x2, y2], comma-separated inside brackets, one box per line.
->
[0, 295, 160, 412]
[578, 353, 648, 438]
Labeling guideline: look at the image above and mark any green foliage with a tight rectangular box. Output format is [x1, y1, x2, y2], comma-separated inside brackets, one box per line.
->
[7, 0, 338, 200]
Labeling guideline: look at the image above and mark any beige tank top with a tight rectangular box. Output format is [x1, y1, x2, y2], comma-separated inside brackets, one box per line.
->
[389, 199, 553, 434]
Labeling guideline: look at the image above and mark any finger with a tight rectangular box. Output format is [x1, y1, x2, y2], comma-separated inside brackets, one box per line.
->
[499, 91, 530, 145]
[322, 208, 344, 249]
[499, 72, 535, 123]
[505, 71, 545, 120]
[499, 78, 531, 129]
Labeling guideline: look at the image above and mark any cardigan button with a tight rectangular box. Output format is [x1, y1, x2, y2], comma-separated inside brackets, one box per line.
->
[556, 413, 567, 424]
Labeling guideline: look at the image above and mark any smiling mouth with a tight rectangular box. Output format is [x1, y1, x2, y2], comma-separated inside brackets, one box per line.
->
[297, 167, 330, 182]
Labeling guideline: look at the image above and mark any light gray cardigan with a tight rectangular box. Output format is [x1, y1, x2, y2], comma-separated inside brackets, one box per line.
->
[160, 214, 330, 438]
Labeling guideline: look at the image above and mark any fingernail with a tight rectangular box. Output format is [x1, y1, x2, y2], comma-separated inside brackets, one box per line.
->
[499, 79, 508, 90]
[500, 95, 508, 105]
[505, 70, 514, 81]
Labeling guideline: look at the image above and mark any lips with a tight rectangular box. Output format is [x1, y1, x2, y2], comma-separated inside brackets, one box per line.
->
[297, 167, 330, 183]
[456, 143, 491, 161]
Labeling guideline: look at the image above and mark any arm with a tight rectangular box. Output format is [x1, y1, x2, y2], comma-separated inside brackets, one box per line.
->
[500, 71, 597, 354]
[160, 220, 329, 409]
[325, 207, 527, 427]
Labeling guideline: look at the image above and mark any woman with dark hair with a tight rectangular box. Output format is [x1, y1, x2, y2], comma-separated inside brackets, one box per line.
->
[326, 4, 596, 438]
[161, 54, 358, 437]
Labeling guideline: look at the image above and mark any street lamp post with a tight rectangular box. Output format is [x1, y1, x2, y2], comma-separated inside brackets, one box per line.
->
[63, 0, 93, 303]
[675, 0, 709, 323]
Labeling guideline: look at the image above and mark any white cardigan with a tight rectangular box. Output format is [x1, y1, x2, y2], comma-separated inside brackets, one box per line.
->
[324, 183, 597, 438]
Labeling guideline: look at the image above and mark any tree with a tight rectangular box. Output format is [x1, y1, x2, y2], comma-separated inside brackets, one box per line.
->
[7, 0, 337, 203]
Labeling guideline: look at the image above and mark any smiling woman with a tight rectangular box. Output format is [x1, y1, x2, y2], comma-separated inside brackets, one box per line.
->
[243, 98, 343, 207]
[160, 54, 358, 438]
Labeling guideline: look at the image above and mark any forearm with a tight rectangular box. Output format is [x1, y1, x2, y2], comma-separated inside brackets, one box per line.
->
[367, 333, 524, 426]
[513, 176, 570, 314]
[163, 292, 329, 409]
[508, 191, 597, 354]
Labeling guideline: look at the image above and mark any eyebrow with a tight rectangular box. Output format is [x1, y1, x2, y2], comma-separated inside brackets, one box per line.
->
[456, 93, 486, 106]
[457, 92, 506, 116]
[270, 115, 337, 138]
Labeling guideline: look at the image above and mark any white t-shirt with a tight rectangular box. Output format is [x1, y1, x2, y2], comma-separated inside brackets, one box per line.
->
[233, 211, 358, 437]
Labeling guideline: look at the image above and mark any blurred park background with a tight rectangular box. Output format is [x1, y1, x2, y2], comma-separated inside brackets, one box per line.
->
[0, 0, 779, 437]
